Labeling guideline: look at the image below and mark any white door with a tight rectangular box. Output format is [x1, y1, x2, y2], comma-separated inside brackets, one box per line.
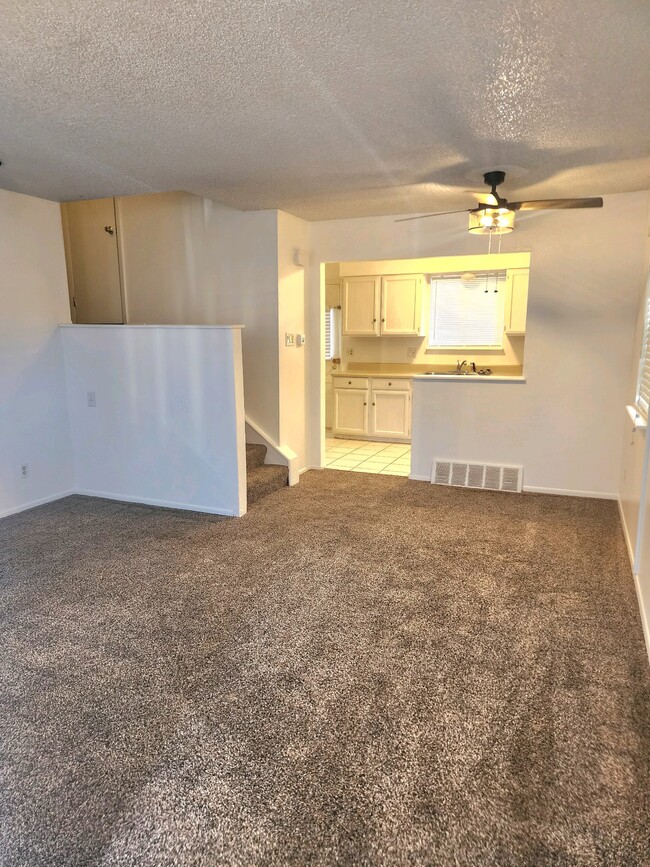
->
[342, 277, 380, 335]
[380, 275, 421, 335]
[370, 390, 411, 439]
[333, 389, 369, 436]
[61, 198, 124, 324]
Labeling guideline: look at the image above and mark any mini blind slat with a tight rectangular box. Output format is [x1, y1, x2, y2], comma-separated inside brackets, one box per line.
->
[428, 274, 506, 348]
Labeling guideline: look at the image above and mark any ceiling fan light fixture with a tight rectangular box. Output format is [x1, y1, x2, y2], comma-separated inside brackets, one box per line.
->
[468, 206, 515, 235]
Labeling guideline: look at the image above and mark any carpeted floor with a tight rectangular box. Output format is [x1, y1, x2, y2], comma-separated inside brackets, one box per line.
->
[1, 472, 650, 866]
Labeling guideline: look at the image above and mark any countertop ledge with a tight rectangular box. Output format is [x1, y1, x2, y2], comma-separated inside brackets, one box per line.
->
[413, 374, 526, 383]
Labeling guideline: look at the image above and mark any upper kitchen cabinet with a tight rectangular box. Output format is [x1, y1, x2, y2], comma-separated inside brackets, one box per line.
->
[61, 198, 124, 324]
[342, 274, 422, 336]
[342, 276, 381, 335]
[380, 275, 422, 335]
[505, 269, 529, 335]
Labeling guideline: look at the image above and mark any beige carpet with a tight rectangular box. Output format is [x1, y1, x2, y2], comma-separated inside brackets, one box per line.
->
[1, 471, 649, 866]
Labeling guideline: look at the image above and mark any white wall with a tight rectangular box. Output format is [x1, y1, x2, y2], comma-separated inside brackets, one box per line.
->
[307, 192, 650, 495]
[61, 325, 246, 516]
[206, 206, 282, 444]
[618, 230, 650, 659]
[277, 211, 310, 469]
[0, 189, 73, 518]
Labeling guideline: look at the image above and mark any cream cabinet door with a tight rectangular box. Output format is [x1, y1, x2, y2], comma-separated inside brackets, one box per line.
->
[333, 388, 369, 436]
[342, 277, 380, 335]
[370, 390, 411, 439]
[506, 269, 529, 335]
[380, 275, 421, 335]
[61, 198, 124, 324]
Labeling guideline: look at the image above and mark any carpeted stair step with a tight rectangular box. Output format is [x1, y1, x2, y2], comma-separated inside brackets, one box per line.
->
[247, 463, 289, 507]
[246, 443, 268, 471]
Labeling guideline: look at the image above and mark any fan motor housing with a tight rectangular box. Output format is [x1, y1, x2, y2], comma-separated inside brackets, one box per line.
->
[484, 170, 505, 189]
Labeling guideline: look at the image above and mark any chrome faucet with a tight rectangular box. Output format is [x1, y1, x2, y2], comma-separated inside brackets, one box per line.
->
[456, 359, 468, 374]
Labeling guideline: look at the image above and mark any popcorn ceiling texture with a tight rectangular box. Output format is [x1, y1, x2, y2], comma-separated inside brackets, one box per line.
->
[1, 0, 649, 219]
[1, 473, 649, 865]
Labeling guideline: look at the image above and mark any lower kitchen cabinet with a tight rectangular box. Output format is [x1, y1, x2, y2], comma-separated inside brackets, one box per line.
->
[370, 390, 411, 439]
[333, 388, 369, 436]
[333, 376, 411, 441]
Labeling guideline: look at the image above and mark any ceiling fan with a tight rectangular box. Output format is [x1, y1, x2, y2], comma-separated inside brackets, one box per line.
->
[396, 170, 603, 233]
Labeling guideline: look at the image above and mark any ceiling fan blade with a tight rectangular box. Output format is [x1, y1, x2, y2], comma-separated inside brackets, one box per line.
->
[471, 192, 499, 206]
[508, 197, 604, 212]
[395, 209, 470, 223]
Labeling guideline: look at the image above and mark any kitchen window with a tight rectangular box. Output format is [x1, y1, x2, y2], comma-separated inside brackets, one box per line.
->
[428, 273, 506, 349]
[635, 273, 650, 417]
[325, 307, 341, 360]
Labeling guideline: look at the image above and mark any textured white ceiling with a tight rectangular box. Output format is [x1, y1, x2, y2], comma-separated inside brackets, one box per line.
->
[1, 0, 649, 220]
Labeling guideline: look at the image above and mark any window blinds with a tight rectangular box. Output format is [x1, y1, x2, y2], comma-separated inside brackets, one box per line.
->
[636, 278, 650, 417]
[428, 274, 506, 348]
[325, 308, 332, 359]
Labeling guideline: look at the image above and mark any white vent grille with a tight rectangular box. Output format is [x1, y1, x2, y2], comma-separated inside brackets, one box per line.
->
[432, 459, 523, 493]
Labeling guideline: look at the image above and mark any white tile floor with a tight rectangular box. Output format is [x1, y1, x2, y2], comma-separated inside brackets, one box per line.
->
[325, 436, 411, 476]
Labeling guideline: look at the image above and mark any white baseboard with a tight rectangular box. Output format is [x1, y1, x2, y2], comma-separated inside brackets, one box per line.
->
[409, 473, 430, 482]
[617, 497, 636, 571]
[523, 485, 617, 500]
[634, 574, 650, 666]
[0, 489, 76, 520]
[617, 497, 650, 666]
[75, 489, 236, 517]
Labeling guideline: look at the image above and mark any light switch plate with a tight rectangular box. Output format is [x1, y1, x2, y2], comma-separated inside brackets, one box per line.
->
[285, 333, 295, 347]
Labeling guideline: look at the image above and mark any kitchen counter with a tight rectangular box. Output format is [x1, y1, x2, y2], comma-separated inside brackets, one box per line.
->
[413, 374, 526, 382]
[332, 370, 413, 379]
[332, 368, 525, 382]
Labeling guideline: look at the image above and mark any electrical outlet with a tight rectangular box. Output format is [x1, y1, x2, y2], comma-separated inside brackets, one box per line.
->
[347, 348, 354, 357]
[407, 347, 417, 359]
[20, 464, 28, 479]
[87, 391, 96, 407]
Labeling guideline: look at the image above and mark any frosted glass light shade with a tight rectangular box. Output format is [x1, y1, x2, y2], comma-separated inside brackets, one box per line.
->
[468, 207, 515, 235]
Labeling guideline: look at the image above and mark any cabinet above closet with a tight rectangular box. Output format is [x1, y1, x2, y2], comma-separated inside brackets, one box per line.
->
[61, 191, 213, 325]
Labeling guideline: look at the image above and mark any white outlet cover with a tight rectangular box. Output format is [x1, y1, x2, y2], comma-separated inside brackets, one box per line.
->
[87, 391, 96, 407]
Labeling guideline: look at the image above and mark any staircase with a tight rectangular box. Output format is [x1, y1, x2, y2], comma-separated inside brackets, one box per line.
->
[246, 443, 289, 507]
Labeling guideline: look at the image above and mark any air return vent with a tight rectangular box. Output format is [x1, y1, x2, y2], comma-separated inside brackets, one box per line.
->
[432, 460, 523, 493]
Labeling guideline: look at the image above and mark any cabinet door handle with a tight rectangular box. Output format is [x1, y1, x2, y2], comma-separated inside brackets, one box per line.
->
[372, 318, 377, 323]
[364, 402, 367, 406]
[372, 402, 375, 406]
[381, 318, 386, 323]
[388, 382, 392, 386]
[348, 380, 352, 384]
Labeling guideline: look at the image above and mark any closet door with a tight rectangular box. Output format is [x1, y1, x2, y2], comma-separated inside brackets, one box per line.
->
[61, 198, 123, 324]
